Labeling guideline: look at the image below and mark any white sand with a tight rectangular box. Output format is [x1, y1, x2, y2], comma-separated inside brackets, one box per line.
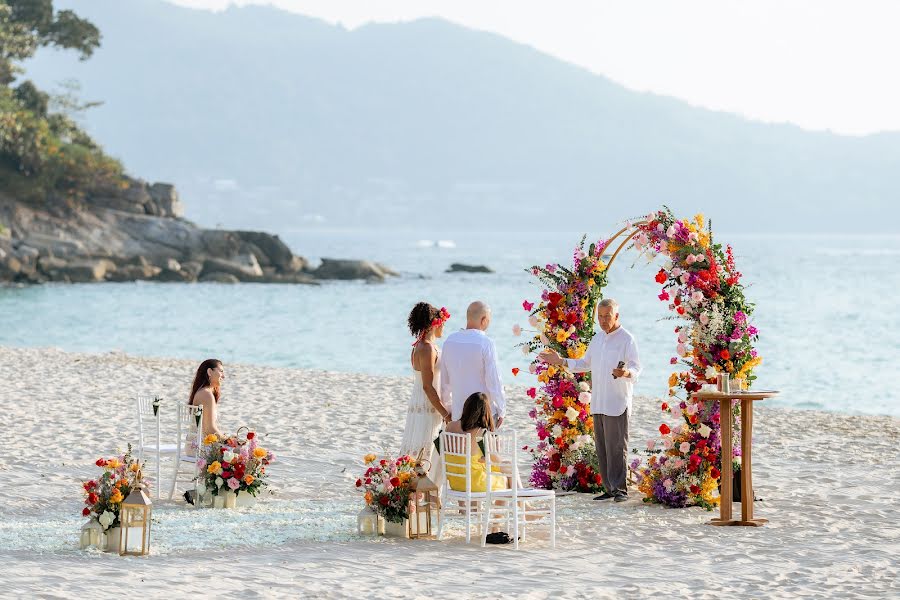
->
[1, 345, 898, 599]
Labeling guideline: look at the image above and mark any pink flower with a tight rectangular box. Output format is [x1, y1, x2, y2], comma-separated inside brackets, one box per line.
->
[526, 388, 537, 399]
[522, 300, 534, 311]
[578, 392, 591, 405]
[658, 291, 670, 301]
[699, 313, 710, 325]
[679, 442, 691, 454]
[512, 324, 522, 336]
[663, 437, 674, 450]
[197, 458, 206, 470]
[686, 255, 697, 265]
[646, 439, 655, 450]
[670, 357, 678, 364]
[227, 477, 240, 490]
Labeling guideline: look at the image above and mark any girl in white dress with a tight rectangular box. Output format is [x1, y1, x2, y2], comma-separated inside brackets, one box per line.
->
[400, 303, 451, 482]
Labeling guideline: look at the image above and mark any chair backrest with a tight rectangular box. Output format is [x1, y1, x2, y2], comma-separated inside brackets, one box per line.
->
[134, 396, 163, 447]
[440, 430, 472, 493]
[483, 429, 519, 487]
[176, 402, 204, 454]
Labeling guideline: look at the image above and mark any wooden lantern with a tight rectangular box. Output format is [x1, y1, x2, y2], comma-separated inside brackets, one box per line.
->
[409, 474, 439, 539]
[80, 519, 104, 549]
[119, 484, 152, 556]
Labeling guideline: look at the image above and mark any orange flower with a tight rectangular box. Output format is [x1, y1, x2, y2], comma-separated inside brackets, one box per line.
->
[253, 448, 267, 459]
[110, 489, 123, 503]
[243, 475, 255, 485]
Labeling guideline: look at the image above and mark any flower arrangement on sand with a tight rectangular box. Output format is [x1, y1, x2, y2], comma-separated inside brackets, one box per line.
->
[81, 445, 147, 530]
[630, 208, 761, 508]
[196, 430, 275, 499]
[355, 453, 418, 523]
[519, 236, 609, 493]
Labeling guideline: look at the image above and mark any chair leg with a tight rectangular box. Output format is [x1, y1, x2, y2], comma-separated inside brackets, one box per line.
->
[513, 497, 520, 550]
[465, 501, 471, 544]
[169, 451, 181, 501]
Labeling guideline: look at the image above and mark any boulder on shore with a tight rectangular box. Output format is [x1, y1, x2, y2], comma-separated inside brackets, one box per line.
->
[446, 263, 494, 273]
[313, 259, 396, 282]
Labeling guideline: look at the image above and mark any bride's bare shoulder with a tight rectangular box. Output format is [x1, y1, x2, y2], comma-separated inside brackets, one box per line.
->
[192, 388, 215, 405]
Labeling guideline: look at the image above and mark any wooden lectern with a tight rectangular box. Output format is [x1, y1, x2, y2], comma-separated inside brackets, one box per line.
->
[692, 390, 779, 527]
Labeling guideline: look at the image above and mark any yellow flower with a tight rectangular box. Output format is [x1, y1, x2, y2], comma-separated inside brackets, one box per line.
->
[253, 447, 267, 459]
[398, 472, 411, 483]
[110, 489, 123, 504]
[694, 213, 705, 231]
[363, 453, 377, 464]
[129, 463, 140, 472]
[547, 366, 558, 378]
[668, 373, 679, 388]
[203, 434, 218, 445]
[106, 459, 120, 469]
[593, 261, 607, 273]
[555, 329, 570, 343]
[567, 344, 586, 359]
[207, 461, 222, 475]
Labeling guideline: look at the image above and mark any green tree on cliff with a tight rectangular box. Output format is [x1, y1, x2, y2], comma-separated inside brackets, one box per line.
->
[0, 0, 122, 201]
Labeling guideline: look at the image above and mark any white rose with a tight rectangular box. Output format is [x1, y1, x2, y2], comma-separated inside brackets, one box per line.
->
[565, 406, 579, 422]
[551, 425, 563, 438]
[578, 381, 590, 392]
[704, 366, 717, 380]
[196, 481, 206, 496]
[698, 423, 712, 438]
[222, 451, 236, 464]
[98, 510, 115, 530]
[216, 477, 224, 488]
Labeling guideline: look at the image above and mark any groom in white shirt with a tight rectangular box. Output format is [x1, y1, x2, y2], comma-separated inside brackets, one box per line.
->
[541, 298, 641, 502]
[440, 301, 507, 426]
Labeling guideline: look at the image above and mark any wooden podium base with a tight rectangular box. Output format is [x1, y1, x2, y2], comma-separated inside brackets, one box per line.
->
[708, 517, 768, 527]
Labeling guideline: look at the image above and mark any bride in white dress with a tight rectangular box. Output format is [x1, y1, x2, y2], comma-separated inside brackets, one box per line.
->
[400, 303, 451, 483]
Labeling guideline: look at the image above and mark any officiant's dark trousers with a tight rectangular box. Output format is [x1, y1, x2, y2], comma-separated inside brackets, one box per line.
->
[592, 409, 629, 495]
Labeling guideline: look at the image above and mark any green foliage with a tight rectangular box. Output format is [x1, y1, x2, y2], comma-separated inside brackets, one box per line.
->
[0, 1, 120, 200]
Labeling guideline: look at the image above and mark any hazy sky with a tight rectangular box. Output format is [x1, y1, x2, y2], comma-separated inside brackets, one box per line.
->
[167, 0, 899, 136]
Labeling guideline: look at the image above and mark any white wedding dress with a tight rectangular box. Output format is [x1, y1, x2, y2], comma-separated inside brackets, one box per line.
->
[399, 344, 445, 487]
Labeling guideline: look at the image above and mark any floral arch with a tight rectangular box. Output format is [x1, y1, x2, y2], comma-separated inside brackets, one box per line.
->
[520, 207, 761, 508]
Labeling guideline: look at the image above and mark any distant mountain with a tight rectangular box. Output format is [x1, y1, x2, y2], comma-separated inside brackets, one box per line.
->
[22, 0, 900, 233]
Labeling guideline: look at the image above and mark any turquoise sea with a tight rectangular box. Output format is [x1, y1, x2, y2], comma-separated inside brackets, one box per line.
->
[1, 230, 897, 417]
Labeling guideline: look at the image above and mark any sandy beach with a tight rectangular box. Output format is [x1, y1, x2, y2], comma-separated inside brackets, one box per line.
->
[1, 345, 898, 599]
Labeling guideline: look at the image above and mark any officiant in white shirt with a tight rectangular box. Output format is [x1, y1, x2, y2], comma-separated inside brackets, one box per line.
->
[541, 298, 641, 502]
[440, 301, 507, 426]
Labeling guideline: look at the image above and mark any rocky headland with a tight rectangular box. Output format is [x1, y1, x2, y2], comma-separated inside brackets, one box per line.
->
[0, 178, 396, 285]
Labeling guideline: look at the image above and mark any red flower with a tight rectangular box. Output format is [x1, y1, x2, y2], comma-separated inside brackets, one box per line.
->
[676, 306, 685, 315]
[670, 357, 678, 364]
[87, 492, 98, 505]
[594, 474, 602, 485]
[511, 368, 520, 376]
[390, 477, 401, 487]
[379, 496, 390, 506]
[380, 459, 387, 467]
[689, 414, 699, 425]
[82, 507, 90, 516]
[548, 292, 563, 307]
[526, 388, 536, 399]
[355, 479, 362, 487]
[661, 402, 668, 411]
[654, 269, 667, 284]
[710, 467, 720, 479]
[365, 478, 372, 484]
[247, 432, 255, 440]
[673, 295, 681, 306]
[720, 349, 731, 360]
[523, 300, 534, 311]
[659, 424, 671, 435]
[690, 484, 700, 495]
[95, 459, 107, 467]
[658, 291, 670, 301]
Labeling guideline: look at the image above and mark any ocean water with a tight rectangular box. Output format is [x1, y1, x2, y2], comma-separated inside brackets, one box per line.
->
[1, 230, 897, 417]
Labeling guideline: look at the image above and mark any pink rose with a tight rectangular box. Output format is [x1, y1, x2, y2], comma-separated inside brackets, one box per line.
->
[578, 392, 591, 405]
[686, 255, 696, 265]
[512, 324, 522, 336]
[227, 477, 240, 490]
[679, 442, 691, 454]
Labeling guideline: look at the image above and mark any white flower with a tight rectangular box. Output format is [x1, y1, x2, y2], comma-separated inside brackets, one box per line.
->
[578, 381, 590, 392]
[704, 366, 717, 380]
[699, 423, 712, 438]
[565, 406, 579, 422]
[657, 224, 664, 233]
[663, 259, 673, 271]
[216, 477, 224, 488]
[578, 391, 591, 405]
[521, 345, 530, 355]
[691, 291, 704, 304]
[699, 312, 710, 325]
[196, 481, 206, 496]
[222, 451, 236, 464]
[551, 425, 563, 438]
[98, 510, 115, 530]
